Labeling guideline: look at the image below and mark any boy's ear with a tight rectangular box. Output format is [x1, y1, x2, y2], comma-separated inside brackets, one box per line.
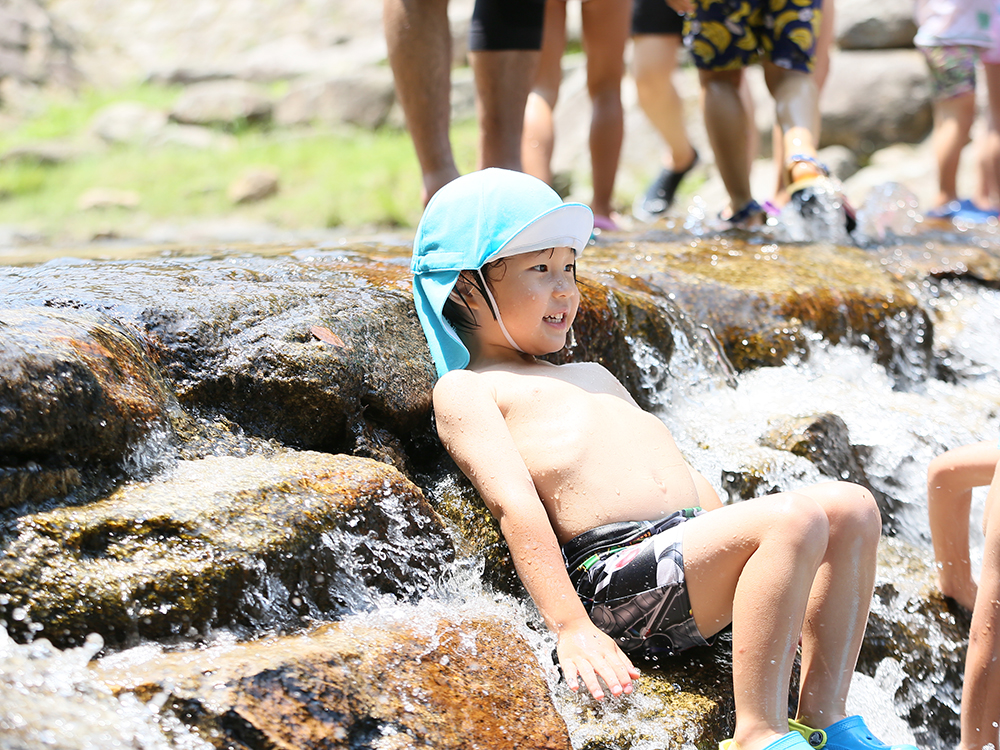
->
[451, 276, 481, 308]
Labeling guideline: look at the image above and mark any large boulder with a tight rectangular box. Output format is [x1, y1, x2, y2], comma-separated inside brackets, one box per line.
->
[585, 238, 932, 381]
[275, 70, 396, 129]
[169, 80, 273, 129]
[820, 49, 932, 155]
[860, 537, 970, 748]
[97, 612, 573, 750]
[0, 306, 176, 507]
[0, 452, 454, 648]
[835, 0, 917, 50]
[0, 0, 79, 92]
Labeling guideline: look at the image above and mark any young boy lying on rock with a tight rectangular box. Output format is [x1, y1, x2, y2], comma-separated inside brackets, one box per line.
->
[410, 168, 916, 750]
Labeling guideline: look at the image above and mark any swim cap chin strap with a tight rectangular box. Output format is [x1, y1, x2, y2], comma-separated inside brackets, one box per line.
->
[477, 269, 525, 353]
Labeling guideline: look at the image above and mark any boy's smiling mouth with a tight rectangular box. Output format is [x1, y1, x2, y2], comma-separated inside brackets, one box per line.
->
[543, 313, 567, 323]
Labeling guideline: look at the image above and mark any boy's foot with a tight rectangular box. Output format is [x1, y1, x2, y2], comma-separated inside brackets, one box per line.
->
[720, 731, 815, 750]
[789, 716, 918, 750]
[632, 151, 699, 222]
[720, 198, 766, 229]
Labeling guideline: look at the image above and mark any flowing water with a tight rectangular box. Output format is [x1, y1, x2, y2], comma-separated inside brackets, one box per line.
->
[1, 191, 999, 749]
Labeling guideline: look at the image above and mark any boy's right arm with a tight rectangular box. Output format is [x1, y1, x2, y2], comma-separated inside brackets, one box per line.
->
[433, 370, 641, 700]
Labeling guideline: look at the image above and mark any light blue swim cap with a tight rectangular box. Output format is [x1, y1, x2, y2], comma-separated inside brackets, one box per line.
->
[411, 168, 593, 379]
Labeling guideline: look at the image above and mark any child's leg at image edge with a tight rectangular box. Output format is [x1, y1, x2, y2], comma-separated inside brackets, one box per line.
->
[961, 459, 1000, 750]
[927, 441, 1000, 610]
[681, 482, 881, 750]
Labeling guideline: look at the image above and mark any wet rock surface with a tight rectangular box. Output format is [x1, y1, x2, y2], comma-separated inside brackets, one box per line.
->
[0, 452, 454, 649]
[97, 613, 572, 750]
[0, 306, 176, 506]
[0, 234, 996, 749]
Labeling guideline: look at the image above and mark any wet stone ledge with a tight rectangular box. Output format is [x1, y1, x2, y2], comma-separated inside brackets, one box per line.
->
[0, 452, 454, 649]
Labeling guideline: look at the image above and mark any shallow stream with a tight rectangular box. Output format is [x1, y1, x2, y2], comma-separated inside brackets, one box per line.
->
[1, 189, 999, 749]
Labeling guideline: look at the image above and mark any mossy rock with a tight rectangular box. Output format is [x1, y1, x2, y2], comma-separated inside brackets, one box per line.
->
[0, 452, 454, 648]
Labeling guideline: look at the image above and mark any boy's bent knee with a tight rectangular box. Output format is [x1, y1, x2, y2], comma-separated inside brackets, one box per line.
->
[766, 493, 830, 557]
[822, 481, 881, 546]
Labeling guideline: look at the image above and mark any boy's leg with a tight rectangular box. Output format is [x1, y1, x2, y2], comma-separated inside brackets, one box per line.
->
[521, 0, 568, 186]
[928, 441, 1000, 610]
[683, 492, 831, 750]
[580, 0, 631, 220]
[383, 0, 460, 205]
[789, 482, 881, 729]
[961, 459, 1000, 750]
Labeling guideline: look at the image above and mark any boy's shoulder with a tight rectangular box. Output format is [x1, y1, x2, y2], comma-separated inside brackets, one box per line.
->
[433, 359, 629, 404]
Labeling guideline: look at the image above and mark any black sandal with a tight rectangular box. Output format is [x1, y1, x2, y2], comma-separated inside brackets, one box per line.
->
[632, 150, 699, 222]
[720, 198, 765, 229]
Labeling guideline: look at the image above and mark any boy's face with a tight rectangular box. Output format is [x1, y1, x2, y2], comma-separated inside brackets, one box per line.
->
[486, 246, 580, 355]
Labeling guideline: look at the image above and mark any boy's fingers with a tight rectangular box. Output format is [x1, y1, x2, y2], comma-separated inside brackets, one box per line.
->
[598, 659, 633, 696]
[561, 659, 580, 692]
[576, 662, 605, 701]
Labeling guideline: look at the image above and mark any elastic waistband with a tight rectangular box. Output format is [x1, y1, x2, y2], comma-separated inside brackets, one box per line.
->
[561, 508, 702, 575]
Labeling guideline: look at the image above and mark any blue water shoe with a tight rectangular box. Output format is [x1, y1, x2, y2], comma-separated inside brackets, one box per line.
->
[789, 716, 918, 750]
[720, 731, 816, 750]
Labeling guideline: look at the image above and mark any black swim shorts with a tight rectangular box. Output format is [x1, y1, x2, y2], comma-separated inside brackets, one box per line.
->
[469, 0, 546, 51]
[632, 0, 685, 37]
[562, 508, 712, 659]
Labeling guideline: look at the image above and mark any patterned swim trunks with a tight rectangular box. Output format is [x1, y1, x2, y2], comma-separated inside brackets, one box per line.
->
[562, 508, 712, 659]
[684, 0, 822, 73]
[918, 45, 979, 100]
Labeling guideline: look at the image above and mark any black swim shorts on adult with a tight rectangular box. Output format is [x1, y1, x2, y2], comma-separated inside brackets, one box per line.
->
[469, 0, 546, 51]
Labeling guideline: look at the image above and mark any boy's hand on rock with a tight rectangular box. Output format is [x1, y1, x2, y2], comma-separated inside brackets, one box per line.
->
[556, 620, 641, 701]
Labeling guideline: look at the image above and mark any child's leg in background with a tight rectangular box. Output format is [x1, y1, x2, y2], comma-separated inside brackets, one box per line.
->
[919, 44, 979, 210]
[973, 61, 1000, 210]
[961, 457, 1000, 750]
[581, 0, 632, 221]
[521, 0, 568, 186]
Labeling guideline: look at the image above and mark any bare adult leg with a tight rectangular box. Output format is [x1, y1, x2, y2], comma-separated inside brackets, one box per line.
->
[633, 34, 696, 173]
[700, 67, 756, 216]
[927, 441, 1000, 610]
[581, 0, 631, 219]
[521, 0, 568, 185]
[384, 0, 460, 205]
[961, 459, 1000, 750]
[683, 492, 831, 750]
[792, 482, 881, 728]
[472, 49, 540, 170]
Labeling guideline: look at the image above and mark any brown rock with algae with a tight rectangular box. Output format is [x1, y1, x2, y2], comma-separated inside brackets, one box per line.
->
[96, 613, 572, 750]
[584, 240, 932, 379]
[0, 306, 177, 507]
[0, 452, 453, 648]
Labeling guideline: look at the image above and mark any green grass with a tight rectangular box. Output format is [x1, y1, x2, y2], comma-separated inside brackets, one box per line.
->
[0, 84, 479, 240]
